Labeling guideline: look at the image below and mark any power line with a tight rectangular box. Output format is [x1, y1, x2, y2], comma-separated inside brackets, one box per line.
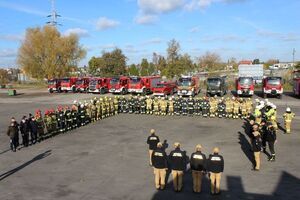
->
[46, 0, 62, 26]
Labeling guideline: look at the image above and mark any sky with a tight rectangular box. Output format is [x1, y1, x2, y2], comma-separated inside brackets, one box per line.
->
[0, 0, 299, 68]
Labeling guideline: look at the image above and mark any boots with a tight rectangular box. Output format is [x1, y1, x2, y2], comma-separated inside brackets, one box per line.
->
[268, 155, 275, 162]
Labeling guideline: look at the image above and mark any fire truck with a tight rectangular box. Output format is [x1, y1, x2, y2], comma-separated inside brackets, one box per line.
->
[109, 76, 129, 94]
[128, 76, 161, 95]
[152, 81, 177, 96]
[262, 76, 283, 99]
[75, 77, 90, 93]
[236, 77, 254, 97]
[177, 75, 200, 96]
[293, 70, 300, 97]
[48, 78, 61, 93]
[60, 77, 78, 93]
[89, 77, 110, 94]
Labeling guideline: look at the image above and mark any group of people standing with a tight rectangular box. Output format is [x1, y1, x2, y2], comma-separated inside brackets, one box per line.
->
[147, 129, 224, 195]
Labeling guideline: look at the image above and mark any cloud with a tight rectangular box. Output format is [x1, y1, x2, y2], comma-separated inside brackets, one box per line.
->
[201, 34, 246, 42]
[189, 26, 200, 33]
[0, 34, 24, 42]
[0, 1, 47, 16]
[0, 49, 18, 58]
[95, 17, 120, 31]
[185, 0, 247, 11]
[63, 28, 89, 37]
[141, 38, 163, 45]
[135, 14, 158, 25]
[138, 0, 184, 14]
[100, 44, 117, 50]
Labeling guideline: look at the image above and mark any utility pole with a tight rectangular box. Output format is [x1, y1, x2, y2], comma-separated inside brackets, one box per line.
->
[292, 48, 296, 66]
[46, 0, 61, 26]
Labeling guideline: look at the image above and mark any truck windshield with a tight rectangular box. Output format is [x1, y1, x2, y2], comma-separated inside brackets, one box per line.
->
[267, 78, 281, 85]
[130, 77, 141, 84]
[61, 78, 70, 83]
[178, 78, 191, 86]
[48, 80, 57, 85]
[110, 78, 119, 85]
[155, 83, 165, 88]
[76, 80, 84, 85]
[90, 79, 98, 85]
[207, 78, 221, 86]
[239, 77, 253, 85]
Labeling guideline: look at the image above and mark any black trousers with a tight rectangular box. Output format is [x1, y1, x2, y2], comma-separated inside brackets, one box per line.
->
[268, 141, 275, 155]
[10, 137, 18, 151]
[21, 132, 29, 147]
[31, 131, 37, 144]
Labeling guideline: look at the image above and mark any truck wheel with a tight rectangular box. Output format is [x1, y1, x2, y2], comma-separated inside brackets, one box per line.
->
[49, 88, 53, 93]
[58, 87, 62, 93]
[100, 88, 105, 94]
[142, 88, 147, 96]
[72, 86, 76, 93]
[86, 88, 89, 93]
[121, 89, 126, 95]
[278, 94, 282, 99]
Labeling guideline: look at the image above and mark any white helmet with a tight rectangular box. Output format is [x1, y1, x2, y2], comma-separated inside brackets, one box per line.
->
[80, 104, 84, 108]
[255, 99, 259, 103]
[265, 99, 269, 103]
[260, 101, 265, 106]
[286, 107, 291, 112]
[266, 102, 272, 106]
[272, 104, 277, 109]
[73, 100, 77, 104]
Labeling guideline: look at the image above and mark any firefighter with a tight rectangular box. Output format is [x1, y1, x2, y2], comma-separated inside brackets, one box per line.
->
[35, 109, 45, 141]
[202, 96, 210, 117]
[233, 97, 240, 119]
[207, 147, 224, 195]
[209, 96, 217, 118]
[146, 96, 153, 114]
[96, 100, 101, 120]
[169, 142, 187, 192]
[246, 98, 253, 118]
[79, 104, 86, 126]
[85, 102, 91, 124]
[113, 97, 119, 115]
[44, 110, 52, 138]
[101, 98, 107, 118]
[188, 96, 195, 116]
[254, 104, 262, 124]
[135, 96, 141, 114]
[50, 109, 58, 135]
[240, 99, 248, 119]
[264, 122, 277, 161]
[109, 97, 114, 116]
[146, 129, 160, 166]
[57, 106, 66, 133]
[194, 97, 201, 116]
[128, 96, 134, 114]
[153, 97, 159, 115]
[190, 144, 206, 193]
[160, 97, 167, 116]
[217, 98, 226, 118]
[151, 142, 168, 190]
[65, 106, 73, 131]
[121, 96, 128, 113]
[174, 97, 180, 116]
[181, 98, 188, 116]
[252, 124, 262, 171]
[90, 100, 97, 121]
[225, 97, 233, 118]
[283, 107, 295, 134]
[140, 96, 147, 114]
[71, 104, 78, 129]
[168, 96, 174, 116]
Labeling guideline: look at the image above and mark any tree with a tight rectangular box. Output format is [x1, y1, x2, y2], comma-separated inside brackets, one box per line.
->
[128, 64, 139, 76]
[295, 62, 300, 70]
[17, 26, 86, 79]
[0, 69, 9, 84]
[88, 48, 127, 76]
[198, 51, 222, 71]
[140, 58, 149, 76]
[167, 39, 180, 63]
[157, 56, 167, 73]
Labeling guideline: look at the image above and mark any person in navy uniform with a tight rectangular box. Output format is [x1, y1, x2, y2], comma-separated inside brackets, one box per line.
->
[151, 142, 168, 190]
[190, 144, 206, 193]
[146, 129, 160, 166]
[207, 147, 224, 195]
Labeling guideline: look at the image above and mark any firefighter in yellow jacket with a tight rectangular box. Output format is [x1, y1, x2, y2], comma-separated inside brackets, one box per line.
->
[146, 96, 153, 114]
[283, 107, 295, 134]
[233, 98, 240, 119]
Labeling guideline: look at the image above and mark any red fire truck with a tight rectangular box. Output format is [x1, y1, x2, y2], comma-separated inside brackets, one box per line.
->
[109, 76, 129, 94]
[152, 81, 177, 96]
[75, 77, 90, 93]
[48, 78, 61, 93]
[293, 70, 300, 97]
[89, 77, 110, 94]
[262, 76, 283, 99]
[61, 77, 78, 93]
[177, 75, 200, 96]
[236, 77, 254, 96]
[128, 76, 161, 95]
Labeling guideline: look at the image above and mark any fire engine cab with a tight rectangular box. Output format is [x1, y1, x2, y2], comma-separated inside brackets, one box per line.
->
[109, 76, 129, 95]
[89, 78, 110, 94]
[152, 81, 177, 96]
[236, 77, 254, 96]
[48, 78, 61, 93]
[293, 70, 300, 97]
[177, 75, 200, 96]
[75, 77, 90, 93]
[60, 77, 78, 93]
[262, 76, 283, 99]
[128, 76, 161, 95]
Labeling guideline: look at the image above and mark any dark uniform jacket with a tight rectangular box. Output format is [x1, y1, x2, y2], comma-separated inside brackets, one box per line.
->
[30, 120, 38, 133]
[169, 148, 187, 171]
[207, 153, 224, 173]
[7, 123, 18, 139]
[147, 134, 160, 150]
[265, 128, 276, 142]
[151, 148, 168, 169]
[252, 134, 262, 152]
[190, 151, 206, 171]
[20, 120, 29, 135]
